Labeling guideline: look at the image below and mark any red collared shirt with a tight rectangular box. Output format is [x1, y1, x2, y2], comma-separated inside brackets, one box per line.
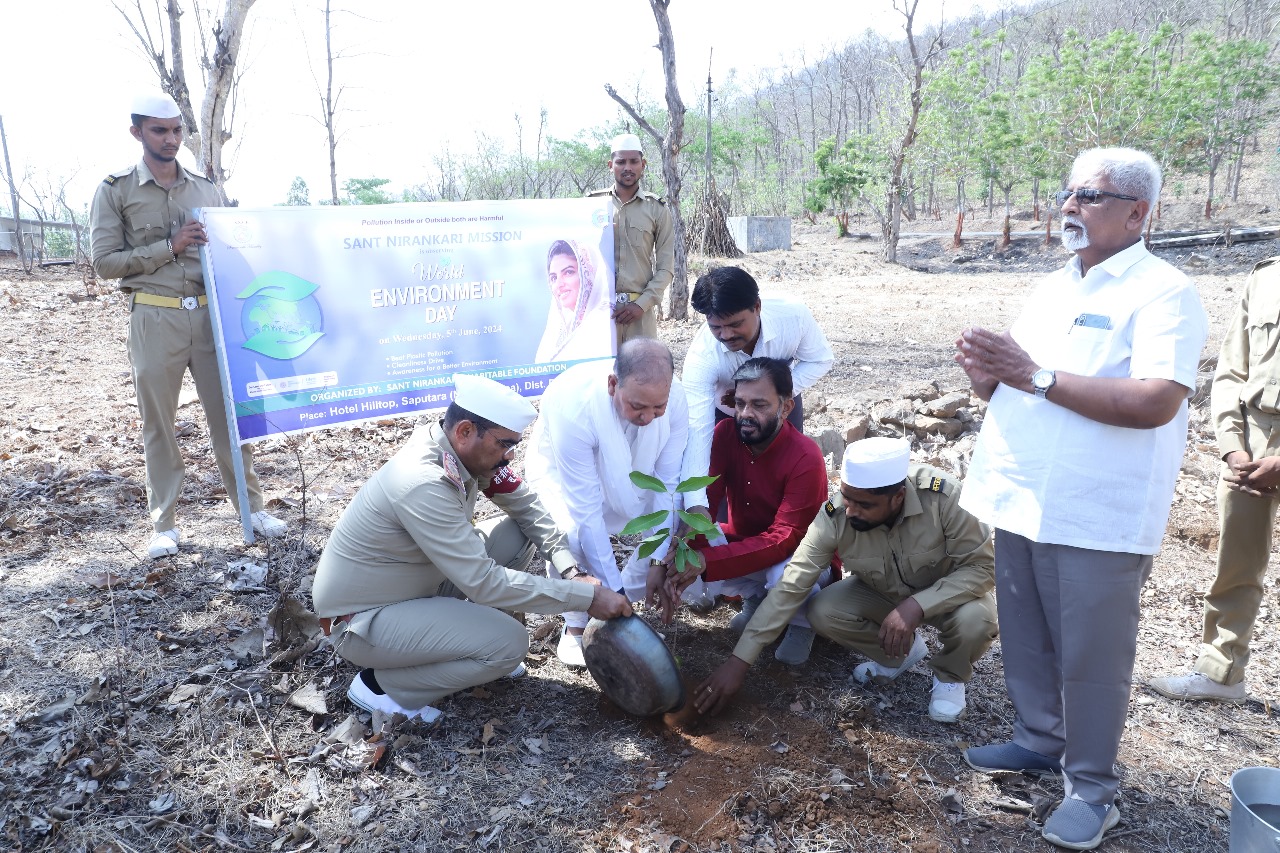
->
[700, 419, 828, 582]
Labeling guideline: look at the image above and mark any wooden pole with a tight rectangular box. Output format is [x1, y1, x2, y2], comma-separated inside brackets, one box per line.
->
[0, 116, 26, 270]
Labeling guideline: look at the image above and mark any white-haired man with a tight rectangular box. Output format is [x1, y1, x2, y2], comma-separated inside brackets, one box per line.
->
[588, 133, 674, 345]
[313, 374, 632, 724]
[525, 338, 688, 666]
[90, 92, 286, 558]
[955, 148, 1208, 850]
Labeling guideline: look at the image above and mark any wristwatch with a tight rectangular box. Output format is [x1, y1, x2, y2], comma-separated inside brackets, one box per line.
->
[1032, 368, 1056, 399]
[561, 565, 584, 580]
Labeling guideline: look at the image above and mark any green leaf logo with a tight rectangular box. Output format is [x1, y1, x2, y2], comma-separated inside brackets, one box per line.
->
[236, 271, 325, 360]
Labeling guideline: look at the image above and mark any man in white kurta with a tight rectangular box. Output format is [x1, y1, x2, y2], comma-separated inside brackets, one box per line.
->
[680, 266, 833, 514]
[527, 338, 689, 666]
[955, 148, 1208, 851]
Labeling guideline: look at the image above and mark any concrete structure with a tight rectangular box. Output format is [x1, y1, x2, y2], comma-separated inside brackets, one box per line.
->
[0, 214, 78, 258]
[727, 216, 792, 253]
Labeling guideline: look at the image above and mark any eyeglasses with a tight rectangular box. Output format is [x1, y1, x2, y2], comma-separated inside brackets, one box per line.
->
[1052, 188, 1140, 206]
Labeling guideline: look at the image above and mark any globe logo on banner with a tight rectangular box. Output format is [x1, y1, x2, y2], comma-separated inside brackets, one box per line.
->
[236, 271, 325, 360]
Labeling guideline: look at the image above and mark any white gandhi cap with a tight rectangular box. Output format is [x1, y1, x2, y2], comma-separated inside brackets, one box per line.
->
[610, 133, 644, 155]
[452, 374, 537, 433]
[842, 437, 910, 488]
[130, 92, 181, 120]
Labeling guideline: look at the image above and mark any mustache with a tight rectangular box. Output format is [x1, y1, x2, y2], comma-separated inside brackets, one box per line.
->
[1062, 215, 1084, 229]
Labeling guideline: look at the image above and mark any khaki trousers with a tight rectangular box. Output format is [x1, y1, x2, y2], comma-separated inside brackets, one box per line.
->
[615, 306, 658, 346]
[995, 529, 1152, 806]
[332, 517, 536, 709]
[1196, 407, 1280, 686]
[127, 302, 262, 532]
[807, 577, 997, 683]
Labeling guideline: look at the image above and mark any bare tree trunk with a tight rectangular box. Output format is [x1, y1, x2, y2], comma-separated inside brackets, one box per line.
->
[604, 0, 689, 321]
[881, 0, 937, 264]
[324, 0, 340, 205]
[114, 0, 256, 202]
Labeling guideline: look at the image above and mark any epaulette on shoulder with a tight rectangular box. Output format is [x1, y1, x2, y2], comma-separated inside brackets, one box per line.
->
[824, 500, 837, 517]
[912, 466, 952, 495]
[103, 167, 133, 186]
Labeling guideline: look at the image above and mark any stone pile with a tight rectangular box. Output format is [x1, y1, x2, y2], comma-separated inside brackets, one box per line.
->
[807, 380, 986, 478]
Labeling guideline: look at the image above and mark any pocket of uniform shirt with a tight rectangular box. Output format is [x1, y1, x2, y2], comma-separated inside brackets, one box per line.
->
[129, 213, 167, 238]
[904, 545, 948, 586]
[1247, 321, 1279, 368]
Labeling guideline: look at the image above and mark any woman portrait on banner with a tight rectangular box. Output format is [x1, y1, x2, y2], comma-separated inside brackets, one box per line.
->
[535, 239, 613, 363]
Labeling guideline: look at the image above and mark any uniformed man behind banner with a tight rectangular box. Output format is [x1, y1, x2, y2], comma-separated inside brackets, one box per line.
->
[690, 437, 996, 723]
[312, 374, 632, 723]
[90, 92, 286, 559]
[588, 133, 675, 346]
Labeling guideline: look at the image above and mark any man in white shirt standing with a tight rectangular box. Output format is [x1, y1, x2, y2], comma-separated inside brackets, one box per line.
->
[526, 338, 688, 666]
[954, 148, 1208, 851]
[680, 266, 833, 523]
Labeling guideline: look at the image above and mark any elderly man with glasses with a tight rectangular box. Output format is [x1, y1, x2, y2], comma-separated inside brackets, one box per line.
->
[953, 148, 1208, 850]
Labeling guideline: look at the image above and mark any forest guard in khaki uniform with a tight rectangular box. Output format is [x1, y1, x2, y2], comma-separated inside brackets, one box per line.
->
[312, 374, 632, 723]
[90, 92, 286, 559]
[588, 133, 675, 346]
[691, 437, 996, 724]
[1151, 256, 1280, 704]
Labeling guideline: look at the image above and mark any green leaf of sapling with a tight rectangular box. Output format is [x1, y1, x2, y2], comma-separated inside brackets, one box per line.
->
[675, 475, 719, 493]
[620, 511, 669, 536]
[629, 471, 668, 493]
[676, 509, 718, 535]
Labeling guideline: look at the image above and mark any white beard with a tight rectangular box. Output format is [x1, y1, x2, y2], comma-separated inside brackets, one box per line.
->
[1061, 216, 1090, 252]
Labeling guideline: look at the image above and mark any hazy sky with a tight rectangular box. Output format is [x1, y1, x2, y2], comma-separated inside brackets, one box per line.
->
[4, 0, 1004, 211]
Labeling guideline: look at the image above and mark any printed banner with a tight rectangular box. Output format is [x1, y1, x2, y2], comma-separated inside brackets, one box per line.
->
[200, 199, 616, 443]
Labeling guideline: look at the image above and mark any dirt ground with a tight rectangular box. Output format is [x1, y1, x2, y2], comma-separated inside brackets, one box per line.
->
[2, 210, 1279, 853]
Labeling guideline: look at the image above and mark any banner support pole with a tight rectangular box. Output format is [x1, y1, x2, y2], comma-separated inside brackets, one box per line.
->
[198, 209, 254, 545]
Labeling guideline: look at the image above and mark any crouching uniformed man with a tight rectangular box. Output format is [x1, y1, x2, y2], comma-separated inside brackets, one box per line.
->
[312, 374, 632, 723]
[692, 437, 997, 723]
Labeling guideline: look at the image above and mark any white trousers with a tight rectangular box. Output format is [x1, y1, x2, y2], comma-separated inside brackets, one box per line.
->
[719, 559, 830, 628]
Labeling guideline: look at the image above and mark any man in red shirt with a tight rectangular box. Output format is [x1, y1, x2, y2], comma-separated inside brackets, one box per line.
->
[668, 357, 829, 664]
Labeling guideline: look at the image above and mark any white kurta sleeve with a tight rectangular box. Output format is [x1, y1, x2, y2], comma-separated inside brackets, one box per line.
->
[679, 329, 721, 509]
[788, 304, 835, 394]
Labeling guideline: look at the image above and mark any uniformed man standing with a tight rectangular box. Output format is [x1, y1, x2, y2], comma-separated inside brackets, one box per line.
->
[690, 437, 996, 724]
[90, 93, 286, 559]
[313, 374, 632, 723]
[588, 133, 675, 346]
[1151, 256, 1280, 704]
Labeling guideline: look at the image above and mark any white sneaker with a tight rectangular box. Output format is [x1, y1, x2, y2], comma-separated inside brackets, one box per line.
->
[928, 677, 966, 722]
[251, 511, 287, 539]
[146, 528, 181, 559]
[556, 628, 586, 668]
[853, 633, 929, 684]
[506, 663, 527, 679]
[346, 671, 442, 723]
[1149, 671, 1247, 704]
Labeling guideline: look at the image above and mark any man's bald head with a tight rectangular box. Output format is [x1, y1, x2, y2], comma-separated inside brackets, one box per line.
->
[615, 338, 674, 387]
[609, 339, 675, 427]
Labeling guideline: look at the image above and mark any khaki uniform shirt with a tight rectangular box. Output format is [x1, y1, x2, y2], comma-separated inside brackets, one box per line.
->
[312, 421, 593, 617]
[586, 187, 674, 313]
[1213, 257, 1280, 458]
[90, 160, 220, 298]
[734, 464, 995, 665]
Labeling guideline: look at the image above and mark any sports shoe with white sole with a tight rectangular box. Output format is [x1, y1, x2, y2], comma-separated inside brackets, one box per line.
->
[506, 663, 527, 679]
[774, 625, 815, 665]
[928, 677, 966, 722]
[556, 628, 586, 668]
[346, 671, 442, 723]
[251, 511, 287, 538]
[146, 528, 181, 559]
[853, 633, 929, 684]
[1149, 671, 1246, 703]
[1041, 796, 1120, 850]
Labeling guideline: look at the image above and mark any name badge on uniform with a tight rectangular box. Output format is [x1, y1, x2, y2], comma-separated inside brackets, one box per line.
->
[1071, 313, 1112, 331]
